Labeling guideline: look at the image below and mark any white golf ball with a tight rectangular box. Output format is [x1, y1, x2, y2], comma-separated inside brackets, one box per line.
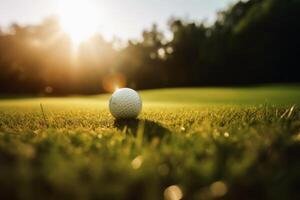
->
[109, 88, 142, 119]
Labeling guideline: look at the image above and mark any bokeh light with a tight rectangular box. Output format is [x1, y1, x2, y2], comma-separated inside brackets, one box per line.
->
[210, 181, 228, 198]
[164, 185, 183, 200]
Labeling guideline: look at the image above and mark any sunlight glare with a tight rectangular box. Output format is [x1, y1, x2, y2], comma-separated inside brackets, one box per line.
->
[102, 74, 126, 93]
[58, 0, 99, 45]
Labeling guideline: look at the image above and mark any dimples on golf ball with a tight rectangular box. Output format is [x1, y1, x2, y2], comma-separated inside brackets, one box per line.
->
[109, 88, 142, 119]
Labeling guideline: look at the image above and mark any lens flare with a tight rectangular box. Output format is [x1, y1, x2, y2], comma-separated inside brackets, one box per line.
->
[102, 73, 126, 93]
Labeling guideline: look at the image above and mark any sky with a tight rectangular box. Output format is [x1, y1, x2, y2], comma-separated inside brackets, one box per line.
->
[0, 0, 236, 41]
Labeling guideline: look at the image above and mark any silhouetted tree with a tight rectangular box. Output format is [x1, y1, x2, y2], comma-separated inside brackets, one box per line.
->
[0, 0, 299, 95]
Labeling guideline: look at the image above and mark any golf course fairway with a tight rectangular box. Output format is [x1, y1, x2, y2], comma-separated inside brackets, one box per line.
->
[0, 85, 300, 200]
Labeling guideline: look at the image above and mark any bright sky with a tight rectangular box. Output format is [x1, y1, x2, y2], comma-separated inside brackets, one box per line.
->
[0, 0, 235, 41]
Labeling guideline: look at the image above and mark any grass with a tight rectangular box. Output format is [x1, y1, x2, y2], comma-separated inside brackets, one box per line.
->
[0, 85, 300, 200]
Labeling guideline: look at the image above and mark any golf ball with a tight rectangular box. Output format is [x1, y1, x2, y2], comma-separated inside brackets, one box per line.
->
[109, 88, 142, 119]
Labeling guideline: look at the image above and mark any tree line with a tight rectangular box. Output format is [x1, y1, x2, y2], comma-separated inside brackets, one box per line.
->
[0, 0, 299, 95]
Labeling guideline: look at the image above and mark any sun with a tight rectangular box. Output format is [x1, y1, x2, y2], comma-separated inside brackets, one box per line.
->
[58, 0, 99, 45]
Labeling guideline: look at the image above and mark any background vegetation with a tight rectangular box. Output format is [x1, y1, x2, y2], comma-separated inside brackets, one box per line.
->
[0, 0, 299, 95]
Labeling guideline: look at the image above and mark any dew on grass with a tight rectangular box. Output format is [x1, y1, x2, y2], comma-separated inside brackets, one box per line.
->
[224, 132, 230, 138]
[131, 155, 143, 169]
[97, 134, 102, 139]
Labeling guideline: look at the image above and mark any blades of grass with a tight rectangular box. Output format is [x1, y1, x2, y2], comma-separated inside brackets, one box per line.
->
[287, 105, 296, 118]
[122, 125, 128, 134]
[280, 105, 296, 119]
[40, 103, 48, 128]
[136, 120, 145, 149]
[280, 108, 289, 119]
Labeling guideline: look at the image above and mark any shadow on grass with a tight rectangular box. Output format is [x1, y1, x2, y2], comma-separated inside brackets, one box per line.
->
[114, 119, 171, 140]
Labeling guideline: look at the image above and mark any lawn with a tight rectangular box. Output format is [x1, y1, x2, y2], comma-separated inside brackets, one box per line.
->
[0, 85, 300, 200]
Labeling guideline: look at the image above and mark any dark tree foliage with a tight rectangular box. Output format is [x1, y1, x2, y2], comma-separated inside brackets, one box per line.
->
[160, 0, 300, 87]
[0, 0, 299, 94]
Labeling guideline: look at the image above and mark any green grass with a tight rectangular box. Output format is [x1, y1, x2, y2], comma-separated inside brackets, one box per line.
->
[0, 85, 300, 200]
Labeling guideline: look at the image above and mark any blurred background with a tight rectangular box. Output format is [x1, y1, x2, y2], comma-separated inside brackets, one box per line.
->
[0, 0, 299, 95]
